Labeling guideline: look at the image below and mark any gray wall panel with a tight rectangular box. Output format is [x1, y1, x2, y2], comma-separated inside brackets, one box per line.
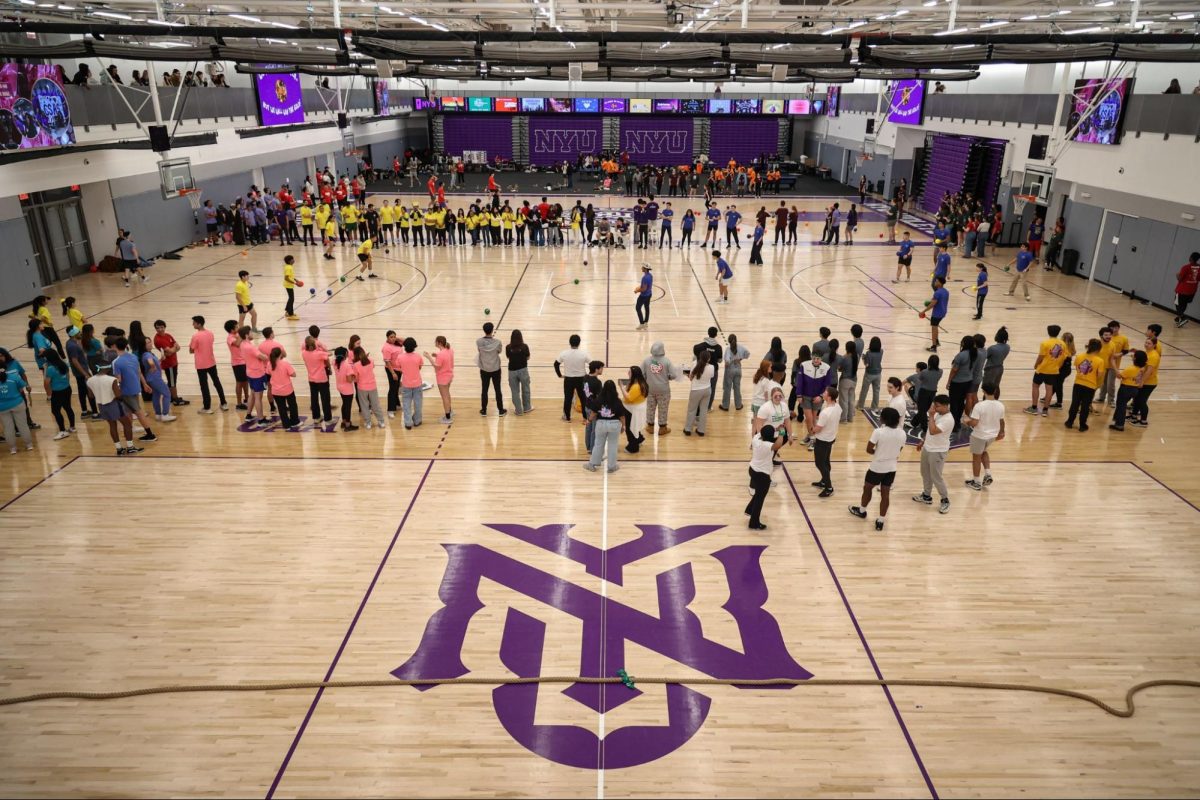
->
[262, 159, 308, 191]
[0, 217, 41, 311]
[1062, 198, 1104, 279]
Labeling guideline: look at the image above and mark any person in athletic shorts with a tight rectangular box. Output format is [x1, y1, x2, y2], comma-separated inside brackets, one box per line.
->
[923, 277, 949, 352]
[894, 232, 913, 282]
[848, 406, 907, 531]
[355, 235, 379, 280]
[964, 382, 1005, 489]
[234, 270, 257, 331]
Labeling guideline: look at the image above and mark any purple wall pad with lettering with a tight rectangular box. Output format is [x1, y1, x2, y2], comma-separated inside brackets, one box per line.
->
[619, 117, 694, 167]
[710, 118, 778, 165]
[443, 115, 514, 160]
[528, 115, 604, 166]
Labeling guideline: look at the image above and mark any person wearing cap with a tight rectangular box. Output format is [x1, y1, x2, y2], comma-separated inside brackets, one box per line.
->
[635, 264, 653, 329]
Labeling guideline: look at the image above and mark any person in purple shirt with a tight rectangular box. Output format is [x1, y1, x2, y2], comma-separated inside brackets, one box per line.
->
[922, 277, 950, 352]
[1005, 242, 1036, 301]
[252, 203, 268, 245]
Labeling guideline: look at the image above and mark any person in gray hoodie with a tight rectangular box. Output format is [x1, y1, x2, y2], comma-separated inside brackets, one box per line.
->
[476, 322, 506, 416]
[642, 341, 682, 435]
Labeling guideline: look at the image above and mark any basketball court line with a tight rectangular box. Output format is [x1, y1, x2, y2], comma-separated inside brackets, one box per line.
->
[0, 454, 78, 512]
[266, 458, 436, 800]
[781, 463, 940, 799]
[494, 251, 537, 331]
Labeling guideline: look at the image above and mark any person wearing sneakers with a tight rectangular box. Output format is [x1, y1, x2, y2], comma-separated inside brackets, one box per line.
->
[115, 229, 147, 287]
[356, 235, 379, 280]
[189, 316, 227, 414]
[235, 271, 257, 332]
[913, 393, 952, 514]
[1174, 252, 1200, 327]
[282, 255, 300, 319]
[894, 232, 913, 283]
[1004, 242, 1035, 301]
[554, 334, 590, 421]
[1027, 324, 1068, 417]
[745, 424, 787, 531]
[642, 341, 683, 435]
[634, 264, 653, 328]
[84, 363, 141, 456]
[849, 405, 907, 531]
[713, 250, 734, 304]
[811, 386, 840, 498]
[964, 382, 1005, 489]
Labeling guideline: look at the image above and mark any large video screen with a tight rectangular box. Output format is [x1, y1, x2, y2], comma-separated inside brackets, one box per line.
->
[629, 98, 652, 114]
[574, 97, 599, 113]
[708, 98, 732, 114]
[762, 99, 784, 115]
[414, 98, 436, 111]
[653, 98, 679, 113]
[733, 98, 761, 114]
[467, 96, 492, 112]
[1068, 78, 1134, 146]
[886, 79, 925, 126]
[373, 81, 391, 115]
[520, 97, 546, 113]
[548, 97, 572, 113]
[494, 97, 518, 112]
[826, 86, 840, 117]
[440, 95, 466, 112]
[255, 71, 306, 127]
[680, 99, 706, 114]
[0, 64, 75, 150]
[786, 98, 811, 115]
[602, 97, 627, 113]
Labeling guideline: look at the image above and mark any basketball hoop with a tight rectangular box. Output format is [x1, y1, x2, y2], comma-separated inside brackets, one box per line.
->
[1012, 193, 1036, 216]
[179, 187, 203, 211]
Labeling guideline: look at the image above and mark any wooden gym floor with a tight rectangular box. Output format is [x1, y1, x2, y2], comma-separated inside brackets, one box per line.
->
[1, 192, 1198, 798]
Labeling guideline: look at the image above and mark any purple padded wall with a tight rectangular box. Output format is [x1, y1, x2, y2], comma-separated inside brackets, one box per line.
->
[528, 115, 603, 165]
[710, 118, 778, 165]
[443, 115, 513, 160]
[619, 117, 693, 166]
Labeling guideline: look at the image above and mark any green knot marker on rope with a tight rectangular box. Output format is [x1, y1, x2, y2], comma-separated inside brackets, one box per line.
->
[616, 669, 636, 690]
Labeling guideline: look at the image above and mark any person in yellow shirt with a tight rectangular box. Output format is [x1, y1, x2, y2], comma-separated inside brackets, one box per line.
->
[315, 201, 329, 233]
[489, 208, 502, 245]
[379, 200, 395, 245]
[405, 207, 420, 246]
[342, 203, 359, 243]
[61, 296, 87, 333]
[423, 207, 438, 245]
[355, 235, 378, 280]
[282, 254, 300, 320]
[465, 209, 478, 246]
[235, 270, 257, 331]
[323, 217, 338, 260]
[1130, 324, 1163, 427]
[1027, 324, 1068, 416]
[298, 203, 315, 246]
[1110, 350, 1148, 431]
[501, 205, 515, 245]
[397, 203, 410, 244]
[514, 207, 526, 246]
[1065, 337, 1105, 431]
[436, 207, 449, 246]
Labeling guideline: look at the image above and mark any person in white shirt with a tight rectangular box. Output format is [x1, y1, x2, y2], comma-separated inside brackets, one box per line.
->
[750, 360, 781, 416]
[913, 393, 953, 513]
[886, 376, 910, 428]
[754, 386, 792, 466]
[745, 425, 786, 530]
[683, 351, 715, 436]
[848, 406, 907, 531]
[554, 334, 590, 421]
[86, 363, 141, 455]
[811, 386, 840, 497]
[963, 381, 1005, 490]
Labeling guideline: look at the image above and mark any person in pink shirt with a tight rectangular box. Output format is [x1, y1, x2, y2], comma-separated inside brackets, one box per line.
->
[423, 335, 454, 423]
[257, 326, 284, 414]
[189, 315, 227, 413]
[396, 336, 425, 428]
[381, 330, 403, 419]
[238, 325, 270, 426]
[301, 336, 333, 427]
[352, 345, 387, 429]
[334, 346, 359, 431]
[225, 319, 249, 410]
[268, 348, 300, 430]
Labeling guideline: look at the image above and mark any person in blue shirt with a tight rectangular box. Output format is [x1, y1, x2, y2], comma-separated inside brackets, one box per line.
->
[894, 232, 914, 283]
[115, 230, 147, 287]
[703, 202, 721, 247]
[658, 202, 674, 249]
[1004, 242, 1035, 301]
[0, 359, 34, 452]
[26, 319, 53, 370]
[1028, 215, 1045, 261]
[973, 262, 989, 320]
[41, 349, 76, 439]
[931, 219, 949, 264]
[922, 277, 950, 352]
[110, 336, 158, 442]
[933, 244, 952, 288]
[749, 222, 765, 266]
[713, 250, 733, 303]
[725, 205, 742, 249]
[635, 264, 653, 329]
[680, 209, 695, 248]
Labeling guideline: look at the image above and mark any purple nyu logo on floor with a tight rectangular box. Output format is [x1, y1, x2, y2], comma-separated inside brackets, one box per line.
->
[394, 523, 810, 769]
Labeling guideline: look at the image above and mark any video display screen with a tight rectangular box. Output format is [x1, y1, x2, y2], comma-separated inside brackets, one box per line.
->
[373, 81, 390, 115]
[629, 98, 652, 114]
[825, 85, 840, 117]
[602, 97, 627, 113]
[494, 97, 519, 112]
[762, 99, 784, 115]
[439, 95, 466, 112]
[574, 97, 599, 113]
[786, 98, 811, 115]
[886, 80, 925, 125]
[733, 99, 761, 114]
[255, 71, 305, 126]
[707, 98, 732, 114]
[520, 97, 546, 113]
[414, 98, 436, 111]
[1068, 78, 1134, 145]
[0, 63, 75, 150]
[653, 98, 680, 113]
[548, 97, 572, 113]
[680, 99, 706, 114]
[467, 96, 492, 112]
[812, 99, 825, 115]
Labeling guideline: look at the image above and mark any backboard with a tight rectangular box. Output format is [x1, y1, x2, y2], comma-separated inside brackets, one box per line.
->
[1020, 165, 1054, 204]
[159, 157, 195, 199]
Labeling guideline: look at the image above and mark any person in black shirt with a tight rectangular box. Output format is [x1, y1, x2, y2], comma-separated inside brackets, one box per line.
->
[583, 380, 627, 474]
[505, 329, 532, 415]
[693, 327, 723, 411]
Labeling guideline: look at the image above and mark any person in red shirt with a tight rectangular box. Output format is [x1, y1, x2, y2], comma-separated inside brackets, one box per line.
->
[427, 175, 438, 202]
[1175, 251, 1200, 327]
[773, 201, 788, 246]
[334, 183, 347, 206]
[436, 182, 446, 208]
[152, 319, 190, 407]
[537, 197, 551, 220]
[277, 187, 292, 206]
[487, 172, 498, 193]
[320, 183, 333, 206]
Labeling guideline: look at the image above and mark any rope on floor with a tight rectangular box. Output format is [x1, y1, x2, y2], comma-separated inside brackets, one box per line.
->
[2, 676, 1198, 717]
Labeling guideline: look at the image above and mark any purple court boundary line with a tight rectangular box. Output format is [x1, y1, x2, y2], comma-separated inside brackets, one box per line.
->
[265, 458, 436, 799]
[780, 463, 939, 800]
[0, 455, 79, 512]
[1128, 461, 1200, 514]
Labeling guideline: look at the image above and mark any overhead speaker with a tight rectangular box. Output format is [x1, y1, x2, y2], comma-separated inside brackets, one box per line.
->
[337, 112, 349, 129]
[771, 64, 788, 81]
[148, 124, 170, 153]
[568, 62, 583, 81]
[1028, 134, 1049, 160]
[866, 118, 875, 134]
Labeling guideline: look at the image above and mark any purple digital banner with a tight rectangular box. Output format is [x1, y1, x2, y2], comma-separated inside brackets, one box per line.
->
[443, 115, 514, 160]
[255, 71, 305, 126]
[0, 63, 75, 150]
[528, 115, 603, 165]
[886, 79, 925, 126]
[1069, 78, 1132, 145]
[709, 118, 778, 165]
[619, 116, 693, 166]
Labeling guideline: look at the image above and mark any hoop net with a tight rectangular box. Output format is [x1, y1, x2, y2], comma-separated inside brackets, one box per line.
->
[180, 188, 203, 210]
[1012, 193, 1036, 216]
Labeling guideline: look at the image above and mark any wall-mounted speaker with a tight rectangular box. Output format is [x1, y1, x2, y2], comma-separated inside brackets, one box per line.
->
[1028, 134, 1049, 160]
[337, 112, 349, 129]
[866, 118, 875, 135]
[148, 124, 170, 153]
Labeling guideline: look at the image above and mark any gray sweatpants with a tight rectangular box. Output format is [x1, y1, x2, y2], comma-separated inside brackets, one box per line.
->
[857, 373, 881, 409]
[684, 387, 712, 433]
[646, 390, 670, 426]
[356, 387, 386, 426]
[920, 448, 949, 499]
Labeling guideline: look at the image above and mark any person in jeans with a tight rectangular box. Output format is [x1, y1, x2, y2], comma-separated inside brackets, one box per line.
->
[856, 336, 883, 411]
[811, 386, 840, 497]
[351, 346, 387, 429]
[397, 337, 424, 429]
[913, 394, 953, 514]
[476, 322, 506, 417]
[188, 316, 227, 413]
[836, 341, 858, 423]
[583, 380, 626, 473]
[682, 351, 714, 437]
[746, 424, 786, 531]
[554, 334, 589, 421]
[505, 329, 532, 415]
[582, 361, 604, 452]
[1109, 350, 1147, 431]
[642, 341, 682, 435]
[65, 326, 98, 419]
[720, 333, 749, 411]
[634, 265, 653, 329]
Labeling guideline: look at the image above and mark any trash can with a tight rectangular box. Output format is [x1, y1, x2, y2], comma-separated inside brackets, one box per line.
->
[1061, 248, 1080, 276]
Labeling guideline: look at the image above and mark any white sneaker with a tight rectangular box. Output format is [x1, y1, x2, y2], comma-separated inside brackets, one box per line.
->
[220, 404, 229, 411]
[199, 408, 214, 414]
[161, 414, 177, 422]
[54, 431, 71, 440]
[365, 421, 373, 429]
[388, 411, 396, 419]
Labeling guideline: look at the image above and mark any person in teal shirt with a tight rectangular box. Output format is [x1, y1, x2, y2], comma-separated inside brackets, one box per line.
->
[0, 356, 34, 452]
[27, 319, 53, 369]
[42, 350, 76, 438]
[0, 347, 40, 435]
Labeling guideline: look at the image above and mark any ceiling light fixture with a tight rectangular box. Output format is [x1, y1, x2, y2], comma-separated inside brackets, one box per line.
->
[145, 18, 183, 25]
[270, 21, 298, 28]
[1095, 1, 1114, 6]
[978, 20, 1009, 28]
[934, 27, 967, 35]
[1171, 12, 1194, 19]
[431, 22, 448, 31]
[1020, 14, 1038, 20]
[1064, 25, 1105, 33]
[824, 26, 846, 34]
[894, 9, 910, 16]
[93, 10, 132, 19]
[228, 13, 261, 22]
